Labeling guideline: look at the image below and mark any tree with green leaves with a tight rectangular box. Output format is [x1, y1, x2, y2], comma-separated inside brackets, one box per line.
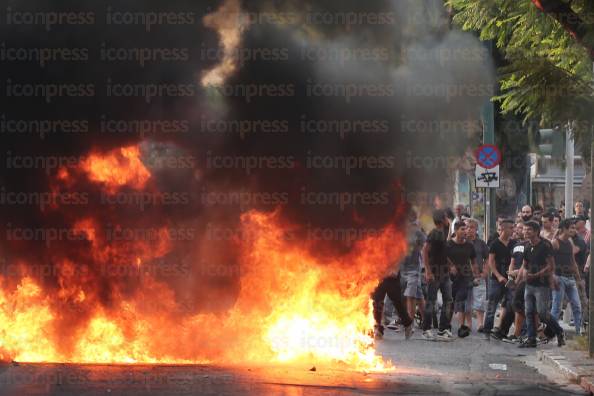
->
[446, 0, 594, 154]
[447, 0, 594, 355]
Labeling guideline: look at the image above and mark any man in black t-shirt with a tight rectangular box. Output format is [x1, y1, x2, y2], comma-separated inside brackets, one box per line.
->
[421, 209, 454, 341]
[551, 220, 583, 335]
[484, 219, 515, 340]
[519, 221, 565, 348]
[570, 222, 589, 300]
[446, 222, 478, 338]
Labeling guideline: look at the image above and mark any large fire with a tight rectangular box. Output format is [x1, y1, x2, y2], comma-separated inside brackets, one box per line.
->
[81, 145, 151, 193]
[0, 144, 406, 371]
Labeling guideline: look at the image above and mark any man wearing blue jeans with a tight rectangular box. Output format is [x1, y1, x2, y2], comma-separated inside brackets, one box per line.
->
[484, 219, 515, 340]
[551, 219, 583, 335]
[519, 221, 565, 348]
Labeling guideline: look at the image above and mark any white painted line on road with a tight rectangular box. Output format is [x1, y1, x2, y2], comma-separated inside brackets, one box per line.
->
[489, 363, 508, 371]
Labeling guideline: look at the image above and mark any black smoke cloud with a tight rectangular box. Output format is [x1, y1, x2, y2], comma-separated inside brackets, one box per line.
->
[0, 0, 494, 317]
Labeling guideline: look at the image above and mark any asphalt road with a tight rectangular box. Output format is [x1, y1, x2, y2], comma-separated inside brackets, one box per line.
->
[0, 331, 587, 396]
[377, 329, 586, 395]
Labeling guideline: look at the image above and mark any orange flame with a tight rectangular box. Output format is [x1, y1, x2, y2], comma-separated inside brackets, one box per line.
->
[81, 145, 150, 192]
[0, 211, 405, 370]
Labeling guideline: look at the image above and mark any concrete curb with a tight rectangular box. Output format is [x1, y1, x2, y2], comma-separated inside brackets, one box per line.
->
[538, 350, 594, 394]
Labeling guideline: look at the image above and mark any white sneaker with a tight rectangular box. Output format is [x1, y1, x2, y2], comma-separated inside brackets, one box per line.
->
[422, 330, 435, 341]
[386, 320, 400, 331]
[436, 329, 455, 341]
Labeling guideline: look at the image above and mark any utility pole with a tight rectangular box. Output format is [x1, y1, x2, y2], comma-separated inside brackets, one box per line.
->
[590, 132, 594, 357]
[565, 122, 574, 220]
[582, 59, 593, 357]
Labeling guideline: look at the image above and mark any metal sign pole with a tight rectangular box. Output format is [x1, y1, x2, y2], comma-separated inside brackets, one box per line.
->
[482, 103, 496, 239]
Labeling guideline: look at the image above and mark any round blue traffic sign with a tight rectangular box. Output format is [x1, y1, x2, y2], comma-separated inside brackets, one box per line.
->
[475, 144, 501, 169]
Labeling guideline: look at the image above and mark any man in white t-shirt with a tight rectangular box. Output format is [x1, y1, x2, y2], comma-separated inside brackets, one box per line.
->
[450, 203, 466, 235]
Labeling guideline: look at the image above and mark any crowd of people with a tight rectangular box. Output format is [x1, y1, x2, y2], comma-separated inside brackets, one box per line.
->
[373, 201, 592, 349]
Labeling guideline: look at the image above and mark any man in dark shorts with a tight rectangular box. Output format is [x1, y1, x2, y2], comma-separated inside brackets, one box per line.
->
[421, 209, 454, 341]
[551, 219, 583, 335]
[519, 221, 565, 348]
[484, 219, 515, 340]
[446, 222, 479, 338]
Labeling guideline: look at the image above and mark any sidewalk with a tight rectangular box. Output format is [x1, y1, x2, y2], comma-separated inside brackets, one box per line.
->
[538, 349, 594, 394]
[535, 317, 594, 395]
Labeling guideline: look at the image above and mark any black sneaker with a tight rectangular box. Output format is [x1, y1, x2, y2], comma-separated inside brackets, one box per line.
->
[491, 331, 504, 341]
[557, 332, 566, 347]
[518, 338, 537, 348]
[477, 326, 484, 333]
[457, 325, 470, 338]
